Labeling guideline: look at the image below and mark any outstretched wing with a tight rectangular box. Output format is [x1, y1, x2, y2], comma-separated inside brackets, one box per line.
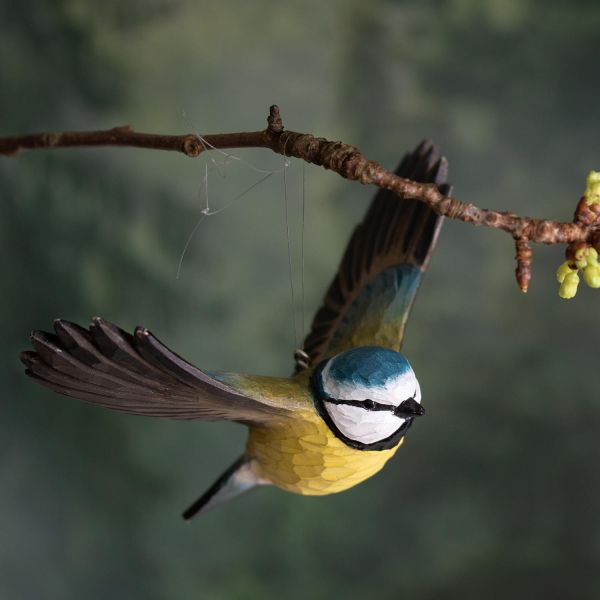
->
[20, 317, 292, 424]
[300, 140, 452, 369]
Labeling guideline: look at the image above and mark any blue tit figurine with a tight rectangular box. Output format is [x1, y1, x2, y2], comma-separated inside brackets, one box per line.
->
[20, 140, 451, 519]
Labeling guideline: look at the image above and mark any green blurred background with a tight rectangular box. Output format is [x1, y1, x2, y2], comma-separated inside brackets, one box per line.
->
[1, 1, 600, 598]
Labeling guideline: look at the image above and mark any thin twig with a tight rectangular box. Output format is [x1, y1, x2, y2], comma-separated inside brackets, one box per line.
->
[0, 125, 271, 158]
[2, 105, 598, 291]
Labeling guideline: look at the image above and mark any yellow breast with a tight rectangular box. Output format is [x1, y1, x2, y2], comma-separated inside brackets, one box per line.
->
[246, 411, 401, 495]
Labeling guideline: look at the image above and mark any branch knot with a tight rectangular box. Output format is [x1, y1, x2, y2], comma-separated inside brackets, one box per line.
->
[267, 105, 283, 134]
[182, 136, 202, 157]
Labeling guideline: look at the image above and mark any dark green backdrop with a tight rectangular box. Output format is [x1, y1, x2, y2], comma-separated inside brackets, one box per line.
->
[1, 1, 599, 598]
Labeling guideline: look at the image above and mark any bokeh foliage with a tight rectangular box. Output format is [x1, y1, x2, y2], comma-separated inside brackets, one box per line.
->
[1, 1, 600, 598]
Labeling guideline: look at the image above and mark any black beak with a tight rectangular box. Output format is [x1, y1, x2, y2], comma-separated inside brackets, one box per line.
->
[394, 397, 426, 418]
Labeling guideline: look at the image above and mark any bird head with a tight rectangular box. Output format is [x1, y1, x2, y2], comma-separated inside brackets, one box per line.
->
[311, 346, 424, 451]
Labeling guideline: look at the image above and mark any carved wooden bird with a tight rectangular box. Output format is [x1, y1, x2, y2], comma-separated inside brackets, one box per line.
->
[20, 140, 451, 519]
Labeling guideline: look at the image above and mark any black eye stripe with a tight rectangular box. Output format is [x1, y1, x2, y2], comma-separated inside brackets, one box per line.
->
[325, 398, 399, 412]
[325, 391, 419, 414]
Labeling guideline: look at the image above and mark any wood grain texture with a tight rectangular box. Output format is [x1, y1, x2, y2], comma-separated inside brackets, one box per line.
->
[247, 410, 401, 494]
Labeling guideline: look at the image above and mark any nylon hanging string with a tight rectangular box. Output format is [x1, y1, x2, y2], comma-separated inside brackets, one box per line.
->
[283, 155, 298, 350]
[300, 161, 306, 342]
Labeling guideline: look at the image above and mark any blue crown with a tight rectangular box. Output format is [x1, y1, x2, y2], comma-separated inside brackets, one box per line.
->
[325, 346, 413, 388]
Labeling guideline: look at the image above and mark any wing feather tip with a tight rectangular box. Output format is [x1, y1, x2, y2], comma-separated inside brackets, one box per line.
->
[90, 316, 105, 328]
[20, 350, 36, 367]
[415, 139, 434, 154]
[30, 330, 53, 346]
[52, 319, 69, 339]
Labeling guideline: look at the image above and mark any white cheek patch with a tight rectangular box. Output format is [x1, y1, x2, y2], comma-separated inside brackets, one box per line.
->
[324, 403, 405, 445]
[321, 360, 421, 407]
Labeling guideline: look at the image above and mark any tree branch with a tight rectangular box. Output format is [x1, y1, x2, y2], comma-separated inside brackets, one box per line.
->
[2, 105, 598, 293]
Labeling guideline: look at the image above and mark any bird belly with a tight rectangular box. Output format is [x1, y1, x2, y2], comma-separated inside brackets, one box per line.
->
[246, 412, 401, 495]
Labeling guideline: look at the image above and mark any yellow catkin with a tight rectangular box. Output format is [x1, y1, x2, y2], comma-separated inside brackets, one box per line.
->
[584, 171, 600, 205]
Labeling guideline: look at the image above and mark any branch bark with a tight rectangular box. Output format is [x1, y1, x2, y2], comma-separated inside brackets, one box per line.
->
[2, 105, 598, 292]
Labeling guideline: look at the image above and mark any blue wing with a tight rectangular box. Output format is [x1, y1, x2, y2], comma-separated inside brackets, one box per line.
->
[299, 140, 452, 369]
